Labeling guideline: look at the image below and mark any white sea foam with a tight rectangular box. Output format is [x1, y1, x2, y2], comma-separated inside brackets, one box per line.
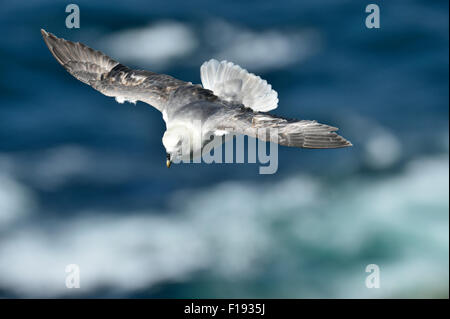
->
[100, 19, 318, 73]
[100, 21, 197, 68]
[0, 155, 447, 297]
[10, 145, 146, 190]
[205, 20, 321, 71]
[0, 171, 35, 229]
[364, 128, 402, 169]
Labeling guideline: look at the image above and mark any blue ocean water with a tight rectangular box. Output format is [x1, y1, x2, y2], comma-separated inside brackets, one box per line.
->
[0, 0, 448, 298]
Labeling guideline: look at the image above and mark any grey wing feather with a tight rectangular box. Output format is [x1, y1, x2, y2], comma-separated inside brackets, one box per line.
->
[217, 108, 352, 149]
[41, 29, 186, 111]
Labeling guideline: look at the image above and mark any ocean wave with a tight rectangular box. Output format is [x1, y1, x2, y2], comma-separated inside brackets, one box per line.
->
[364, 128, 402, 169]
[100, 21, 198, 69]
[0, 168, 35, 230]
[203, 20, 321, 71]
[99, 19, 319, 72]
[0, 154, 447, 297]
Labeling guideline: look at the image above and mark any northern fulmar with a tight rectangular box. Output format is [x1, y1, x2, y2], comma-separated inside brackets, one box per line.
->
[41, 29, 351, 168]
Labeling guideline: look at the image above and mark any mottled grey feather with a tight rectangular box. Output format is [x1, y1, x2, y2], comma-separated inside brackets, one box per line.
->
[214, 106, 352, 149]
[41, 29, 187, 111]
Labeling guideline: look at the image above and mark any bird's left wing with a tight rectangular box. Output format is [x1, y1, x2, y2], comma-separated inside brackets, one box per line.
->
[41, 29, 187, 112]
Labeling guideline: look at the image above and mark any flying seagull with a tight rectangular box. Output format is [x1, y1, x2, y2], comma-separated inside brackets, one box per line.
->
[41, 29, 351, 167]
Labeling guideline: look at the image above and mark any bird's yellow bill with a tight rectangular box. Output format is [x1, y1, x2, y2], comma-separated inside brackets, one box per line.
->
[166, 159, 172, 168]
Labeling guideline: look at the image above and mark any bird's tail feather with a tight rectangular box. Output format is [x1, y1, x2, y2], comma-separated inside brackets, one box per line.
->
[200, 59, 279, 112]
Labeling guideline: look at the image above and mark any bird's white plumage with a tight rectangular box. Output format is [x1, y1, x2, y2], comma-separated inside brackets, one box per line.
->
[115, 96, 137, 104]
[214, 129, 229, 136]
[200, 59, 279, 112]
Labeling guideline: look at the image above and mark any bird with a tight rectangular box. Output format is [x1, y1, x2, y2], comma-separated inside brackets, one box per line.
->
[41, 29, 351, 168]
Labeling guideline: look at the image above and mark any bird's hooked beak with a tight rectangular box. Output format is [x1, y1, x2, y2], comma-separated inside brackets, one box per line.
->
[166, 153, 172, 168]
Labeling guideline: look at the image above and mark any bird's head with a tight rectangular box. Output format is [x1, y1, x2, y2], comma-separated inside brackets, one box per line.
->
[162, 126, 188, 168]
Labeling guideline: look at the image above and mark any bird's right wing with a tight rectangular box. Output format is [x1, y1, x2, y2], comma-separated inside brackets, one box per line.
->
[216, 110, 352, 149]
[41, 29, 187, 112]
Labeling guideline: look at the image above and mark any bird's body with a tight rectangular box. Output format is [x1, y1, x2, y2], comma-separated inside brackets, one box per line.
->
[41, 29, 351, 166]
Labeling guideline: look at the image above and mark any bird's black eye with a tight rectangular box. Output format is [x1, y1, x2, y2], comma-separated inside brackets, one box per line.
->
[166, 153, 170, 160]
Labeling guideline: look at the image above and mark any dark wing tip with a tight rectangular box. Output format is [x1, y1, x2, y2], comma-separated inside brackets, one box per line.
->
[40, 29, 121, 86]
[333, 134, 353, 148]
[301, 123, 353, 149]
[40, 28, 56, 45]
[329, 132, 353, 148]
[40, 28, 67, 66]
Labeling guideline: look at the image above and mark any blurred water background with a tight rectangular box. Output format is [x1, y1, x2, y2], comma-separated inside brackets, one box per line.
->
[0, 0, 448, 298]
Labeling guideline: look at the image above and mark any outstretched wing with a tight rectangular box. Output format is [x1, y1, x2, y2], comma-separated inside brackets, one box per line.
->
[41, 29, 187, 112]
[216, 109, 352, 149]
